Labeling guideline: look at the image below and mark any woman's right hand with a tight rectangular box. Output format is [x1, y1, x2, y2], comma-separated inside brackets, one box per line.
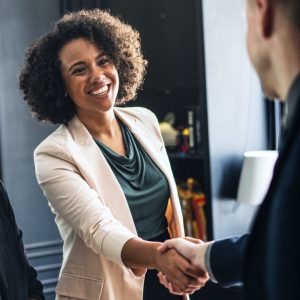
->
[154, 247, 208, 294]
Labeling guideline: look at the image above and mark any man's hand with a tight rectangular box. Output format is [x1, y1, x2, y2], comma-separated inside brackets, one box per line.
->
[154, 246, 207, 294]
[157, 237, 212, 294]
[158, 237, 212, 271]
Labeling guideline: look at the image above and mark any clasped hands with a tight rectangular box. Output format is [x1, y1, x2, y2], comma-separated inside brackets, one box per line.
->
[156, 237, 211, 295]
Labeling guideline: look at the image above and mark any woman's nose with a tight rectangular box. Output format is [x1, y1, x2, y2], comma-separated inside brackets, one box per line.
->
[89, 68, 105, 83]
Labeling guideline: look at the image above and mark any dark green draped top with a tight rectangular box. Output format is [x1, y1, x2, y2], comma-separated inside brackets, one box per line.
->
[95, 120, 169, 240]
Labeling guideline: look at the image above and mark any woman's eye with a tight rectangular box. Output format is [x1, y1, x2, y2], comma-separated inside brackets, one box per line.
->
[98, 57, 109, 66]
[72, 67, 86, 75]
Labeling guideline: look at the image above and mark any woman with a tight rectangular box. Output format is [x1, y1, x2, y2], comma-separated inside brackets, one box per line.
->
[19, 9, 207, 300]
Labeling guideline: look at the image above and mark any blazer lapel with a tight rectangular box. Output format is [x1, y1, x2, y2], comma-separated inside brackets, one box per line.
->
[67, 116, 137, 234]
[114, 108, 174, 184]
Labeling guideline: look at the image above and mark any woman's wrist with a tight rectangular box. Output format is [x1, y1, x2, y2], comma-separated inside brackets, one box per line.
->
[121, 238, 162, 269]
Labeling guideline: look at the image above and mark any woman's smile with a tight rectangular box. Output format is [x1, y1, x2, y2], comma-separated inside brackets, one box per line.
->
[88, 84, 109, 96]
[59, 38, 119, 116]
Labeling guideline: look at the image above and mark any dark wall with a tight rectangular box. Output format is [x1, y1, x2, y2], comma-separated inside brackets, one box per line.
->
[0, 0, 60, 242]
[0, 1, 62, 298]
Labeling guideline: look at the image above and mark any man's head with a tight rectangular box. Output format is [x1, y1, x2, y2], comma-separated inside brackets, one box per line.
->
[246, 0, 300, 100]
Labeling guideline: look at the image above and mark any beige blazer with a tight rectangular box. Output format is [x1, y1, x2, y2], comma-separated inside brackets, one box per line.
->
[34, 107, 188, 300]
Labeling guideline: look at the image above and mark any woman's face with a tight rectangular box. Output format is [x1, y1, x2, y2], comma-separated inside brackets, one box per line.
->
[59, 38, 119, 117]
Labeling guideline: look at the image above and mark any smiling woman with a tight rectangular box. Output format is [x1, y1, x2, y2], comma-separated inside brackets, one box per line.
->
[59, 39, 120, 122]
[18, 9, 208, 300]
[19, 9, 147, 124]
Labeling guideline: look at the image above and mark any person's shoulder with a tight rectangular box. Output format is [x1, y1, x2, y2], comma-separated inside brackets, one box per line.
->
[34, 124, 69, 154]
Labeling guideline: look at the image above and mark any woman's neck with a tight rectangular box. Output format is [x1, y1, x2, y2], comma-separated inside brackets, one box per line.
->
[77, 109, 120, 139]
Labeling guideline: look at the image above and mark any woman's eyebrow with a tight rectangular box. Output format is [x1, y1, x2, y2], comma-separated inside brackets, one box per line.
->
[68, 52, 106, 73]
[68, 61, 85, 73]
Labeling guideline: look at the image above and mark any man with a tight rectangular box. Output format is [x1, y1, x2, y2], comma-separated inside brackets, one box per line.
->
[0, 180, 45, 300]
[159, 0, 300, 299]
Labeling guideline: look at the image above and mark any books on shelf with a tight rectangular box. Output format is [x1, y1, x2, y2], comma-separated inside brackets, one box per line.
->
[160, 105, 202, 158]
[187, 105, 201, 155]
[172, 105, 202, 157]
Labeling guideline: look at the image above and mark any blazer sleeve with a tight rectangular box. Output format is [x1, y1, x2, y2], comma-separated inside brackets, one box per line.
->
[21, 231, 45, 300]
[0, 181, 45, 299]
[209, 234, 249, 287]
[34, 141, 137, 266]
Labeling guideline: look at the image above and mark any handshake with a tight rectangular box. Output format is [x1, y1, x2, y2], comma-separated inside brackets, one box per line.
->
[156, 237, 213, 295]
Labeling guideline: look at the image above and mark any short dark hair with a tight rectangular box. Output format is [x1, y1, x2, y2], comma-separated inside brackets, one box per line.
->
[19, 9, 148, 124]
[272, 0, 300, 29]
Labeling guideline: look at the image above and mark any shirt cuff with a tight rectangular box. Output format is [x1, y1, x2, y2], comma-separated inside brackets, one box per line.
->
[101, 228, 137, 265]
[204, 241, 218, 283]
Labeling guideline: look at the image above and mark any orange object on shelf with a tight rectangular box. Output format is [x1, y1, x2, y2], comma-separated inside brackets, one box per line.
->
[177, 177, 207, 241]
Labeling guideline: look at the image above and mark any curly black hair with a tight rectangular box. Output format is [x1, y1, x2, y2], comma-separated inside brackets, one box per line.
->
[19, 9, 148, 124]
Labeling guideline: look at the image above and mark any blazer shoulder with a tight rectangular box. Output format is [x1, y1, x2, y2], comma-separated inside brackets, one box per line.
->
[34, 125, 71, 156]
[115, 106, 158, 123]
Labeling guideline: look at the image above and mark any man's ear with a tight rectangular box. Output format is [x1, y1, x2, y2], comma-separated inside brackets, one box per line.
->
[256, 0, 274, 38]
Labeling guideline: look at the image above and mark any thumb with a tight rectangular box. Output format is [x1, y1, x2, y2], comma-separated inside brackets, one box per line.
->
[157, 239, 179, 252]
[157, 242, 169, 252]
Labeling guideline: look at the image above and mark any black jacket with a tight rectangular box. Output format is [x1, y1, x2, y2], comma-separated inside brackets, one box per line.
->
[0, 180, 45, 300]
[210, 74, 300, 300]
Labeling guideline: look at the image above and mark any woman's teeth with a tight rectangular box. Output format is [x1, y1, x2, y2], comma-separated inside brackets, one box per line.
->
[90, 85, 108, 95]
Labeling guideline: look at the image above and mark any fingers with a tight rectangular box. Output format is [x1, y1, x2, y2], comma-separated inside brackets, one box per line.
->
[157, 248, 193, 291]
[177, 256, 205, 279]
[157, 238, 180, 252]
[157, 272, 187, 295]
[157, 247, 210, 292]
[158, 237, 202, 253]
[158, 271, 207, 295]
[162, 249, 207, 292]
[158, 238, 196, 263]
[184, 236, 204, 244]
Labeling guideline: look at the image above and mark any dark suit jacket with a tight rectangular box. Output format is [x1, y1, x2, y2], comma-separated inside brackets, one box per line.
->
[0, 180, 45, 300]
[210, 74, 300, 300]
